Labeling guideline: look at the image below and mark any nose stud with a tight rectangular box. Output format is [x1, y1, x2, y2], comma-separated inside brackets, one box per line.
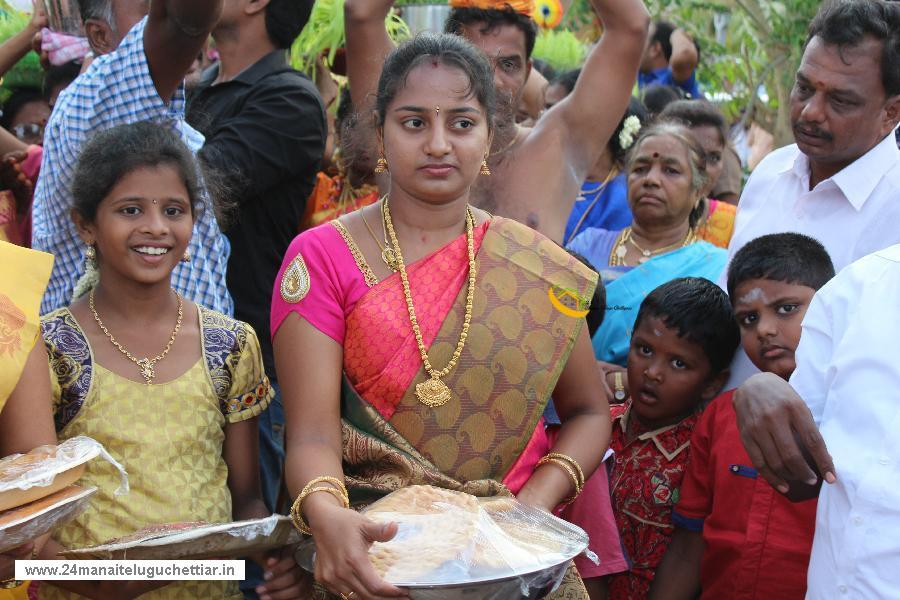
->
[435, 106, 440, 117]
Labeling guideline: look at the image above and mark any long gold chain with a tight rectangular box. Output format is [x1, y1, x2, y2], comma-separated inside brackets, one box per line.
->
[609, 226, 697, 266]
[89, 289, 184, 385]
[383, 199, 476, 408]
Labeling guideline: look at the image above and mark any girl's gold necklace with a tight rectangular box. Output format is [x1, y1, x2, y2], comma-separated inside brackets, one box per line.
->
[89, 289, 184, 385]
[383, 200, 476, 408]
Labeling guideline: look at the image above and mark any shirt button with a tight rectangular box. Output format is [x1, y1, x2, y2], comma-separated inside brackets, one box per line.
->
[880, 457, 890, 466]
[853, 516, 863, 526]
[839, 585, 848, 594]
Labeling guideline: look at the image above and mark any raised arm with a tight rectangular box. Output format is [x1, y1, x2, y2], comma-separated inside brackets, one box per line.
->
[0, 0, 46, 80]
[538, 0, 649, 175]
[343, 0, 395, 112]
[669, 28, 699, 85]
[144, 0, 223, 100]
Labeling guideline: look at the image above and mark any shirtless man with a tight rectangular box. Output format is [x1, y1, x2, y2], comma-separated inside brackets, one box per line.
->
[344, 0, 649, 242]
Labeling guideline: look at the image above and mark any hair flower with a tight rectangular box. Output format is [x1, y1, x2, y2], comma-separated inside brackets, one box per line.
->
[618, 115, 642, 149]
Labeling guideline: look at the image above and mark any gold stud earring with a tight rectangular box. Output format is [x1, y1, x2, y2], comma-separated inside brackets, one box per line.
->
[85, 245, 96, 261]
[480, 158, 491, 176]
[374, 156, 388, 174]
[181, 250, 191, 263]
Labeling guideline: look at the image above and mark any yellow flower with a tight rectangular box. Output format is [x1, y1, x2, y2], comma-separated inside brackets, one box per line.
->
[534, 0, 564, 29]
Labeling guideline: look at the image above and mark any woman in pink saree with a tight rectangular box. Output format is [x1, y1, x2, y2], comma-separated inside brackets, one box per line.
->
[272, 34, 613, 599]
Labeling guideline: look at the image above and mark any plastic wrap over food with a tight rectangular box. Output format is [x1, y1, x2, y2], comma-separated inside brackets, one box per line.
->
[297, 486, 589, 598]
[60, 515, 302, 560]
[0, 436, 128, 496]
[0, 486, 97, 553]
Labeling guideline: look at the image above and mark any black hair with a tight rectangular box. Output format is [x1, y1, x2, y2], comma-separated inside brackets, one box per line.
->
[265, 0, 314, 49]
[445, 7, 538, 59]
[376, 33, 496, 129]
[76, 0, 111, 24]
[568, 250, 606, 336]
[625, 121, 709, 229]
[0, 87, 46, 130]
[651, 21, 677, 62]
[72, 122, 204, 222]
[658, 99, 728, 147]
[726, 233, 836, 300]
[634, 277, 740, 373]
[531, 58, 556, 81]
[43, 61, 81, 103]
[550, 68, 581, 96]
[807, 0, 900, 96]
[609, 97, 648, 166]
[641, 84, 685, 118]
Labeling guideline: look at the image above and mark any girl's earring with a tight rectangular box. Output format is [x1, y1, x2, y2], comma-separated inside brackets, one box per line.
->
[72, 244, 100, 302]
[374, 156, 388, 174]
[480, 157, 491, 176]
[181, 250, 191, 264]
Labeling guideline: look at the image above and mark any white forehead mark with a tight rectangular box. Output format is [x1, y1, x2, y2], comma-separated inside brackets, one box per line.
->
[652, 328, 662, 337]
[738, 287, 769, 305]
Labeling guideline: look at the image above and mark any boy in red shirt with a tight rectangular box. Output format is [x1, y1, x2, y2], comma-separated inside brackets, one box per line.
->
[650, 233, 835, 599]
[603, 277, 740, 598]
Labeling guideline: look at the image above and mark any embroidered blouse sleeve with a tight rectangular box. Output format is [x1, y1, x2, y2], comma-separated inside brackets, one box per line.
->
[223, 322, 273, 424]
[270, 224, 354, 344]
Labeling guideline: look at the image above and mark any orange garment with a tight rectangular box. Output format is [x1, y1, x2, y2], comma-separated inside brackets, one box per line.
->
[301, 172, 379, 231]
[449, 0, 534, 17]
[697, 199, 736, 249]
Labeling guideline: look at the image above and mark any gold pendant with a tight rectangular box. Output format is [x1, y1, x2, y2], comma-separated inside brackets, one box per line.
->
[415, 376, 452, 407]
[137, 358, 154, 384]
[615, 244, 627, 259]
[381, 246, 399, 272]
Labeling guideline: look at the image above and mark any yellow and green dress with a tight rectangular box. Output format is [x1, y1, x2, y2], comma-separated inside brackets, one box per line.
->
[0, 241, 53, 600]
[39, 307, 273, 600]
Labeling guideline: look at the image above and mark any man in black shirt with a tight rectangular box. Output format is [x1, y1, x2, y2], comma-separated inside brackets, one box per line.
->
[186, 0, 323, 518]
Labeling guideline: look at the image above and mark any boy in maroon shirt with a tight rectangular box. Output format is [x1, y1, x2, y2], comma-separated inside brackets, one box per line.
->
[603, 277, 740, 598]
[649, 233, 835, 599]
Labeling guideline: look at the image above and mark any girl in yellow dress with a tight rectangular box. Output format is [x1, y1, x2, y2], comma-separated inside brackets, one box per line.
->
[0, 241, 56, 599]
[36, 123, 306, 600]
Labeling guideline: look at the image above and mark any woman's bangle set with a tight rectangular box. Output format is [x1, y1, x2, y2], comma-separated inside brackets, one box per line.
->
[290, 476, 349, 535]
[536, 452, 586, 504]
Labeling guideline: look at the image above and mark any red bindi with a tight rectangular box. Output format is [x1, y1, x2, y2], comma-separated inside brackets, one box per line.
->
[652, 152, 660, 158]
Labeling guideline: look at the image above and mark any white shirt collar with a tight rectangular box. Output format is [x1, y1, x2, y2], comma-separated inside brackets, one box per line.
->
[781, 131, 899, 211]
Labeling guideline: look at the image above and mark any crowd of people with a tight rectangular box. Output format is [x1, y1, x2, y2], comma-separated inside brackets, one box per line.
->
[0, 0, 898, 598]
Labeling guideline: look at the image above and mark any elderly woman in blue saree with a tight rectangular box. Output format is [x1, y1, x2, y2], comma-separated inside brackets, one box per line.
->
[567, 122, 727, 378]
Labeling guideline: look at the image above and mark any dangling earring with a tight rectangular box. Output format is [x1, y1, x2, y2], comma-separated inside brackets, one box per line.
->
[480, 157, 491, 176]
[72, 243, 100, 302]
[374, 156, 388, 174]
[181, 250, 191, 263]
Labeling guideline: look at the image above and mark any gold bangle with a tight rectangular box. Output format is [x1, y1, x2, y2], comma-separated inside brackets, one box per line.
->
[290, 476, 350, 535]
[537, 456, 583, 504]
[545, 452, 586, 489]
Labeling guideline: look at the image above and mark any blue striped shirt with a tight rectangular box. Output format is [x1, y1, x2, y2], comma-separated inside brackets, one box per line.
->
[32, 17, 232, 315]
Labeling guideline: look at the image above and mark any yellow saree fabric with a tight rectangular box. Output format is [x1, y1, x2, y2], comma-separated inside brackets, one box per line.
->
[0, 241, 53, 412]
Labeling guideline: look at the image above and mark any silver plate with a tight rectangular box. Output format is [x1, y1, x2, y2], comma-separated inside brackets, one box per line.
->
[294, 541, 578, 600]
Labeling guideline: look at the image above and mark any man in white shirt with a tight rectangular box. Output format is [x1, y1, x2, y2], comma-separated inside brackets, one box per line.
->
[733, 244, 900, 598]
[722, 0, 899, 387]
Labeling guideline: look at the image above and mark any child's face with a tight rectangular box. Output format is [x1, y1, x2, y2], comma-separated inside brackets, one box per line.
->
[78, 165, 193, 287]
[627, 315, 725, 430]
[732, 279, 817, 380]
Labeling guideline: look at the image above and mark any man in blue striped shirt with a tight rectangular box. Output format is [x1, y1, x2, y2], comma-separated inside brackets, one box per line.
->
[33, 0, 233, 315]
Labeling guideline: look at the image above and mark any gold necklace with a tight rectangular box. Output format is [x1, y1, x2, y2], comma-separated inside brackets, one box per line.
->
[89, 289, 184, 385]
[383, 199, 476, 408]
[359, 197, 398, 272]
[609, 226, 697, 266]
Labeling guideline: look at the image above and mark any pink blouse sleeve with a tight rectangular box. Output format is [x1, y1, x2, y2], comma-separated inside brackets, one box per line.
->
[270, 223, 367, 344]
